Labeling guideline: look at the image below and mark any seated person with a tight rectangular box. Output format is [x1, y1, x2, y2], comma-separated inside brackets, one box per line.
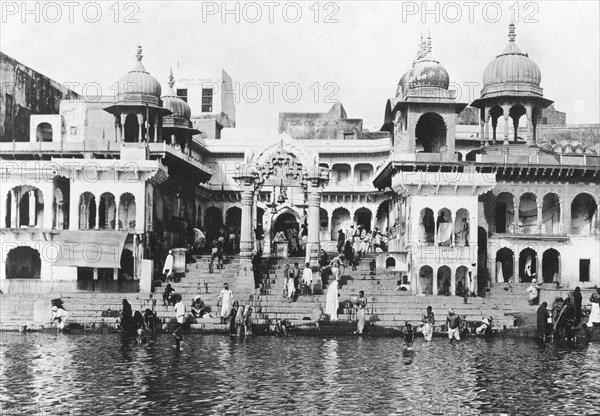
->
[191, 295, 209, 318]
[143, 309, 158, 331]
[163, 284, 176, 306]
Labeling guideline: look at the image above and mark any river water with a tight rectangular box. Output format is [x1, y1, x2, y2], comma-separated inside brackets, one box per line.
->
[0, 331, 598, 415]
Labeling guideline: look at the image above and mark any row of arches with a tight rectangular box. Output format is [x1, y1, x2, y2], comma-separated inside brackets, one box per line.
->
[495, 247, 561, 283]
[417, 265, 472, 295]
[329, 163, 374, 187]
[419, 208, 470, 245]
[79, 192, 136, 230]
[493, 191, 598, 235]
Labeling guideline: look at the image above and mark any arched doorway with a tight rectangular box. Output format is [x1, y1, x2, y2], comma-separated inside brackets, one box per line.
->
[331, 207, 351, 240]
[454, 208, 470, 246]
[437, 265, 451, 295]
[571, 193, 598, 235]
[436, 208, 452, 245]
[99, 192, 116, 230]
[386, 257, 396, 269]
[124, 113, 139, 142]
[478, 226, 487, 273]
[420, 208, 435, 244]
[273, 211, 299, 240]
[495, 192, 514, 233]
[519, 193, 537, 234]
[119, 248, 134, 280]
[118, 193, 136, 230]
[542, 193, 560, 235]
[79, 192, 96, 229]
[456, 266, 468, 295]
[519, 248, 537, 282]
[495, 248, 514, 283]
[542, 248, 560, 283]
[354, 208, 372, 232]
[418, 265, 433, 295]
[6, 246, 41, 279]
[225, 207, 242, 227]
[415, 112, 447, 153]
[204, 207, 223, 243]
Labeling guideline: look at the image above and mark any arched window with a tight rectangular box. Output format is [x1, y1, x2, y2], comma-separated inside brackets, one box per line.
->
[124, 113, 139, 143]
[542, 249, 560, 284]
[519, 248, 537, 283]
[415, 112, 446, 153]
[418, 265, 434, 295]
[571, 193, 598, 235]
[519, 193, 537, 234]
[495, 248, 514, 283]
[99, 192, 116, 230]
[119, 193, 136, 230]
[354, 208, 372, 232]
[541, 193, 560, 235]
[36, 122, 53, 142]
[495, 192, 515, 233]
[79, 192, 96, 229]
[420, 208, 435, 244]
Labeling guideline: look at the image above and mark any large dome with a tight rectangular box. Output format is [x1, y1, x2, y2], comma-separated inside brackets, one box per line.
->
[482, 24, 541, 90]
[162, 70, 191, 119]
[117, 46, 162, 98]
[396, 67, 413, 97]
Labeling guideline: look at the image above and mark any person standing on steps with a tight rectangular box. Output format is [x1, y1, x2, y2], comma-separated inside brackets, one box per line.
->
[467, 262, 476, 297]
[163, 250, 174, 282]
[255, 225, 265, 256]
[217, 283, 234, 324]
[446, 309, 461, 344]
[292, 262, 301, 299]
[353, 291, 367, 334]
[302, 262, 313, 296]
[337, 229, 345, 254]
[325, 277, 340, 322]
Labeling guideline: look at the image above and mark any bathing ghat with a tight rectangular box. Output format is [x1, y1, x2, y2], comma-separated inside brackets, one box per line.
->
[0, 253, 595, 336]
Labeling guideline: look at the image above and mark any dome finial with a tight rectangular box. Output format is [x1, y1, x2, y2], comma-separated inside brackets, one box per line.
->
[427, 30, 432, 54]
[135, 45, 143, 62]
[508, 22, 516, 42]
[168, 66, 175, 89]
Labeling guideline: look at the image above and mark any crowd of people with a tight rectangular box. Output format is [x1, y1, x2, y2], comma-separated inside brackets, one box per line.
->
[537, 287, 600, 341]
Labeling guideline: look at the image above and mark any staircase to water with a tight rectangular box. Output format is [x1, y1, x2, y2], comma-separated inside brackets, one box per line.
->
[0, 253, 533, 331]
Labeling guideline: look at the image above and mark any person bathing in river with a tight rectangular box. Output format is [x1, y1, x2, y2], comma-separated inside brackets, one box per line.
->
[421, 306, 435, 342]
[403, 322, 415, 349]
[536, 302, 550, 340]
[587, 288, 600, 329]
[446, 309, 461, 344]
[353, 291, 367, 334]
[228, 301, 239, 336]
[50, 305, 69, 332]
[476, 317, 493, 336]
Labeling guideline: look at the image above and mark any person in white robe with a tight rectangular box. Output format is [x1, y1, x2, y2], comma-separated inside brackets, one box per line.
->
[325, 279, 339, 321]
[218, 283, 234, 323]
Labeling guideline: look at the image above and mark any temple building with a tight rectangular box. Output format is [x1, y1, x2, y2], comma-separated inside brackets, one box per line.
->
[1, 24, 598, 294]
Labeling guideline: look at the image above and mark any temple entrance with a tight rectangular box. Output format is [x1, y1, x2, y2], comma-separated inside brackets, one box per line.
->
[273, 212, 299, 239]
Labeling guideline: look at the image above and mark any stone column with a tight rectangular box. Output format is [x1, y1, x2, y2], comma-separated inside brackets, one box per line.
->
[114, 115, 119, 142]
[480, 119, 485, 147]
[10, 189, 18, 227]
[307, 189, 321, 265]
[503, 114, 510, 146]
[119, 114, 125, 141]
[95, 194, 100, 230]
[536, 202, 543, 234]
[28, 190, 36, 226]
[239, 186, 255, 259]
[154, 115, 159, 143]
[450, 268, 456, 297]
[432, 269, 438, 296]
[137, 114, 144, 143]
[513, 201, 520, 233]
[526, 105, 533, 145]
[563, 196, 572, 235]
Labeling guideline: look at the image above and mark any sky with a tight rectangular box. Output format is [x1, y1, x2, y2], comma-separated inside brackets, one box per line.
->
[1, 1, 599, 130]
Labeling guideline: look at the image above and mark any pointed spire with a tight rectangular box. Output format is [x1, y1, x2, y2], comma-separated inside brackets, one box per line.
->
[168, 66, 175, 89]
[508, 22, 516, 42]
[426, 30, 432, 54]
[135, 45, 143, 62]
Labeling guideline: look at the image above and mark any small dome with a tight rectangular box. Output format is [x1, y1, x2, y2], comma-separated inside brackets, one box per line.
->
[482, 24, 541, 89]
[162, 69, 191, 119]
[117, 46, 162, 98]
[409, 59, 450, 89]
[396, 67, 413, 97]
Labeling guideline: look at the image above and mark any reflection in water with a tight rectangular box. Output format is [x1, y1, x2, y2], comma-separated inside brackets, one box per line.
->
[0, 333, 598, 415]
